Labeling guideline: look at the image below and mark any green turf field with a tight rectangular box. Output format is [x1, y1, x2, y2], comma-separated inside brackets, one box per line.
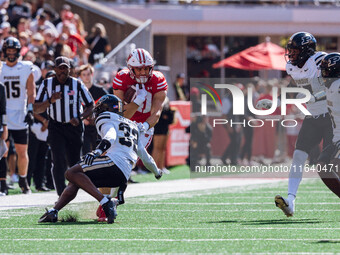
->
[0, 178, 339, 254]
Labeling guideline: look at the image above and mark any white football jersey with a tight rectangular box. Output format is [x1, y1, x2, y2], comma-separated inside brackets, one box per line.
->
[326, 79, 340, 143]
[286, 52, 327, 116]
[95, 111, 158, 180]
[0, 61, 33, 129]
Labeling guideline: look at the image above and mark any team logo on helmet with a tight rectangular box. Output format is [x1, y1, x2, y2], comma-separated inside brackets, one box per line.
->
[286, 32, 316, 66]
[328, 56, 340, 67]
[301, 35, 312, 45]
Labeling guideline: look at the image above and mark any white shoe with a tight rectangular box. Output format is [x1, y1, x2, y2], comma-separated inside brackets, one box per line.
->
[11, 174, 19, 183]
[0, 192, 6, 197]
[275, 195, 294, 217]
[113, 199, 119, 218]
[162, 168, 171, 174]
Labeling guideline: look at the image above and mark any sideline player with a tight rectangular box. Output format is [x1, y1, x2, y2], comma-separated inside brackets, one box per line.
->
[257, 32, 332, 216]
[38, 95, 162, 224]
[95, 48, 167, 221]
[0, 37, 36, 194]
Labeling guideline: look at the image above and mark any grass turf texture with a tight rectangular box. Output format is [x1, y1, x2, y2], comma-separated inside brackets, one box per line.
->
[132, 165, 190, 183]
[0, 178, 339, 253]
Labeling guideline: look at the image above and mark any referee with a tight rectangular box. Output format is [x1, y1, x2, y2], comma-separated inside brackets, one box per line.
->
[34, 56, 94, 196]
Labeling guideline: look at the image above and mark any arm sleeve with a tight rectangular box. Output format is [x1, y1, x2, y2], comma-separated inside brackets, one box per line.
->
[100, 124, 117, 144]
[136, 136, 159, 176]
[95, 114, 117, 144]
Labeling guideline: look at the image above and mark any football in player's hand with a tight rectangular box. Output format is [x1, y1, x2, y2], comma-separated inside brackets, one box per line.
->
[124, 85, 137, 103]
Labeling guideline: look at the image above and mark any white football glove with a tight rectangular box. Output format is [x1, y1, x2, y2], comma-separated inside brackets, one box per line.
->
[256, 99, 273, 109]
[296, 92, 316, 103]
[137, 122, 149, 134]
[133, 84, 147, 106]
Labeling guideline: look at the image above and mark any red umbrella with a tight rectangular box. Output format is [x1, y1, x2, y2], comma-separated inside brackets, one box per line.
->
[213, 41, 286, 71]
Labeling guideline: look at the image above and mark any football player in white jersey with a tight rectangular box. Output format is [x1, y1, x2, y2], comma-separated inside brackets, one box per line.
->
[257, 32, 333, 217]
[314, 53, 340, 198]
[0, 37, 36, 194]
[38, 95, 162, 224]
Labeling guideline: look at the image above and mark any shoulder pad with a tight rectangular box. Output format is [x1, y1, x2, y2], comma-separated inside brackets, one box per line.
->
[21, 60, 33, 67]
[95, 112, 111, 126]
[314, 52, 327, 66]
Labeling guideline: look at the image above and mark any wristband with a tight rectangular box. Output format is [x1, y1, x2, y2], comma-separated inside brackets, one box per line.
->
[1, 115, 6, 125]
[96, 139, 111, 153]
[93, 149, 103, 156]
[27, 103, 33, 112]
[143, 122, 150, 131]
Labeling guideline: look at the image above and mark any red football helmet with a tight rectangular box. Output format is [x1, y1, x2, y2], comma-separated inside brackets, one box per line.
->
[126, 48, 154, 84]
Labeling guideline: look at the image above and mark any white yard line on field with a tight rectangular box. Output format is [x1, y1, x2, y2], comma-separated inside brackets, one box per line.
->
[0, 253, 336, 255]
[0, 238, 339, 242]
[0, 227, 339, 231]
[144, 202, 340, 205]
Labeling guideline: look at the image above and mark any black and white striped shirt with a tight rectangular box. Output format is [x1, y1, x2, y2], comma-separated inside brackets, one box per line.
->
[35, 77, 93, 123]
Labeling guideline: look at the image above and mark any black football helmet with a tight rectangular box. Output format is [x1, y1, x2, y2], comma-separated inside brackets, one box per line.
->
[2, 37, 21, 62]
[286, 32, 316, 67]
[319, 52, 340, 88]
[94, 95, 124, 117]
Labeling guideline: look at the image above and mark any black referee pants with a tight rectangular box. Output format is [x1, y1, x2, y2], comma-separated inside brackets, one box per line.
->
[48, 121, 83, 196]
[27, 131, 49, 189]
[83, 125, 98, 155]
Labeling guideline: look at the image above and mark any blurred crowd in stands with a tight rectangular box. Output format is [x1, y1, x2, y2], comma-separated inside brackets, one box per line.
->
[108, 0, 340, 7]
[0, 0, 176, 193]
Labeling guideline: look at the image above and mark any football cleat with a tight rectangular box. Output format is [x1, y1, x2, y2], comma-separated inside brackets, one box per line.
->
[101, 199, 118, 224]
[275, 195, 294, 217]
[38, 208, 58, 223]
[96, 205, 107, 222]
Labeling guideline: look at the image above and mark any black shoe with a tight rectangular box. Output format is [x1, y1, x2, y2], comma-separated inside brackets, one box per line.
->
[19, 177, 31, 194]
[36, 186, 51, 192]
[1, 188, 8, 195]
[0, 180, 8, 195]
[45, 184, 55, 190]
[38, 208, 58, 223]
[102, 199, 117, 224]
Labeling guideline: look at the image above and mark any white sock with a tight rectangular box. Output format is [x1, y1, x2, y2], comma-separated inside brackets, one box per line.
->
[19, 175, 27, 178]
[288, 194, 296, 203]
[100, 196, 109, 205]
[288, 149, 308, 198]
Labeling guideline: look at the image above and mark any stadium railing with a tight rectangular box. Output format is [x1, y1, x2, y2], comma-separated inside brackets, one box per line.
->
[95, 19, 152, 81]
